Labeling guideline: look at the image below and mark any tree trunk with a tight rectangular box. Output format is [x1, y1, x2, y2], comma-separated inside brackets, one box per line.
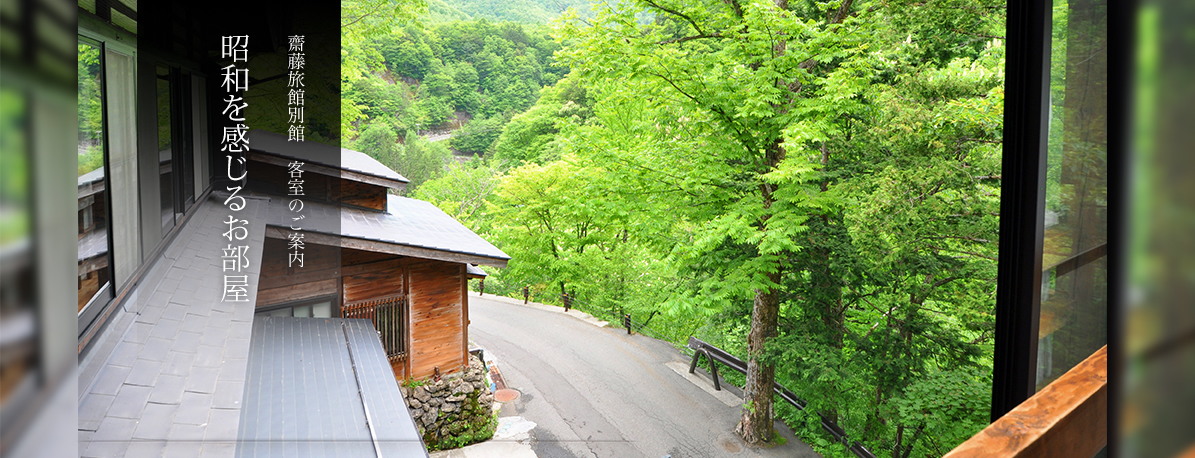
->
[736, 268, 782, 444]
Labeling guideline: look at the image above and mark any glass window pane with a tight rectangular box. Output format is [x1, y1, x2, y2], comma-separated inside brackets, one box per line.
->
[156, 65, 174, 234]
[191, 75, 207, 199]
[1036, 0, 1108, 390]
[78, 41, 111, 313]
[104, 47, 139, 288]
[269, 308, 290, 317]
[175, 75, 193, 209]
[312, 301, 332, 318]
[293, 304, 312, 318]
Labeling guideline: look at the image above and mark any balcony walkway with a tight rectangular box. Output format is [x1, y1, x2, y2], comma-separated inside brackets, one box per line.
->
[78, 194, 268, 458]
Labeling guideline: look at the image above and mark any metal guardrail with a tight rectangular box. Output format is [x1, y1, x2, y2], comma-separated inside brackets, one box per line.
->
[557, 295, 672, 342]
[686, 337, 876, 458]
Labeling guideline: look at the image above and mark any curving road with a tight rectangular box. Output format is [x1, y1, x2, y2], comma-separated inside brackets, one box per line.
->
[467, 293, 820, 458]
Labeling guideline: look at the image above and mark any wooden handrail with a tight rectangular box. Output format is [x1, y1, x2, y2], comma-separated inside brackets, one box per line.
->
[945, 345, 1107, 458]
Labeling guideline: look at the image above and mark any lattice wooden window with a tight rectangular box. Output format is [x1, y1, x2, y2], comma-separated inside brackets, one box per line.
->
[341, 295, 407, 362]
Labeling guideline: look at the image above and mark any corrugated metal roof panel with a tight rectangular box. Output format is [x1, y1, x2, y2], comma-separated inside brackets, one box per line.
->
[236, 317, 428, 458]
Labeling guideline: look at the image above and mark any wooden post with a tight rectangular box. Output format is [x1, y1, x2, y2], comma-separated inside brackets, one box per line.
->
[461, 264, 469, 371]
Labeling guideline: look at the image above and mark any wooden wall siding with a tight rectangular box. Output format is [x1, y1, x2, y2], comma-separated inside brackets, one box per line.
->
[342, 247, 396, 267]
[461, 264, 469, 369]
[254, 241, 471, 381]
[340, 253, 409, 380]
[339, 179, 387, 211]
[391, 360, 406, 380]
[247, 158, 386, 211]
[255, 238, 340, 308]
[408, 258, 466, 380]
[259, 238, 340, 279]
[247, 160, 334, 203]
[257, 244, 408, 309]
[342, 264, 405, 304]
[256, 279, 338, 307]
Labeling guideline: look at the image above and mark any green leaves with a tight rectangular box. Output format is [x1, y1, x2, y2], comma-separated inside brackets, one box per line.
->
[366, 0, 1009, 455]
[892, 368, 991, 455]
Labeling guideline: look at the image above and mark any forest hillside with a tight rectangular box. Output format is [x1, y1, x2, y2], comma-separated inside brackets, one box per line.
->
[342, 0, 1009, 456]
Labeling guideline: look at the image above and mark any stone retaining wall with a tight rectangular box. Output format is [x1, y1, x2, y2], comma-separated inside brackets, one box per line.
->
[400, 355, 495, 450]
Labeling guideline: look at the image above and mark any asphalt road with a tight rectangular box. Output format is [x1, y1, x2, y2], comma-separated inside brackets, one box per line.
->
[468, 294, 821, 458]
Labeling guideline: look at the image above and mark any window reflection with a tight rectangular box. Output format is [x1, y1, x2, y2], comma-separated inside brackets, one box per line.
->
[78, 41, 111, 313]
[1036, 0, 1108, 390]
[157, 65, 174, 233]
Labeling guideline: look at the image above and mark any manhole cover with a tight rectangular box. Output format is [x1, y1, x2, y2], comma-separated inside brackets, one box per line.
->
[494, 388, 521, 402]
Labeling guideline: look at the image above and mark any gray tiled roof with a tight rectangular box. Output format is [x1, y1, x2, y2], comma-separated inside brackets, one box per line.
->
[379, 195, 510, 262]
[247, 130, 408, 184]
[264, 194, 510, 265]
[79, 227, 108, 262]
[236, 318, 428, 458]
[79, 166, 105, 187]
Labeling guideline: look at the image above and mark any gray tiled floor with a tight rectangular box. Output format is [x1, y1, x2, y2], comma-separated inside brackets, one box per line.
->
[79, 196, 268, 458]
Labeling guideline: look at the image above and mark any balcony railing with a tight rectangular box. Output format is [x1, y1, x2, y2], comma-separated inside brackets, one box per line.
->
[945, 345, 1107, 458]
[342, 295, 407, 363]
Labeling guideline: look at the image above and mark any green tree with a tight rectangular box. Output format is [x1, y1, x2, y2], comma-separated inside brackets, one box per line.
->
[549, 0, 1005, 451]
[352, 122, 401, 167]
[395, 131, 452, 191]
[342, 0, 426, 138]
[449, 115, 504, 155]
[379, 29, 436, 80]
[489, 74, 590, 166]
[558, 0, 874, 443]
[487, 159, 639, 301]
[77, 44, 105, 175]
[414, 161, 502, 230]
[448, 61, 482, 113]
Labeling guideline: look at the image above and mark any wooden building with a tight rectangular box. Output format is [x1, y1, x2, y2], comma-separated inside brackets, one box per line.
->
[245, 131, 509, 380]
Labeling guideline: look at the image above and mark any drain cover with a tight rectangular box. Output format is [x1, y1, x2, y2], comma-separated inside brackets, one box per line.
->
[494, 388, 521, 402]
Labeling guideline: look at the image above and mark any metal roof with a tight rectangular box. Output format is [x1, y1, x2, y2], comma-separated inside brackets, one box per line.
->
[78, 166, 105, 187]
[236, 317, 428, 458]
[264, 193, 511, 266]
[247, 130, 409, 184]
[466, 264, 487, 278]
[78, 227, 107, 262]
